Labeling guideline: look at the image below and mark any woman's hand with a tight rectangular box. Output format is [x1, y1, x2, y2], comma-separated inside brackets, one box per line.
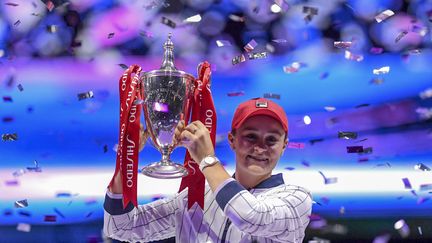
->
[173, 120, 214, 163]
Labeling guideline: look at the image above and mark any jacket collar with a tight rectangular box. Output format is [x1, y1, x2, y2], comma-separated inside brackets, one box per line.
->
[232, 173, 284, 189]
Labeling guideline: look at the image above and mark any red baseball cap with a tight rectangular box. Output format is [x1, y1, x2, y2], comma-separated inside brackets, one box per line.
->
[231, 98, 288, 133]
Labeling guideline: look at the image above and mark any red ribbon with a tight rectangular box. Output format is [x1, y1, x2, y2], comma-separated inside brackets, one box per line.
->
[109, 65, 142, 208]
[178, 61, 217, 209]
[109, 62, 216, 210]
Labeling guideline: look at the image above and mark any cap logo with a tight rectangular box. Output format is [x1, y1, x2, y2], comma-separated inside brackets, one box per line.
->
[255, 100, 268, 108]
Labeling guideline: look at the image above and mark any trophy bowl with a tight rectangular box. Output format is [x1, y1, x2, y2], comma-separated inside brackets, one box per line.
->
[140, 34, 195, 179]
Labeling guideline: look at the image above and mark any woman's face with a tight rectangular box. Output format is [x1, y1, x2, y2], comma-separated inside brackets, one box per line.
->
[229, 115, 288, 178]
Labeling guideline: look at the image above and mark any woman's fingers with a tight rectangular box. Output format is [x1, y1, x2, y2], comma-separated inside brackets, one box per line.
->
[173, 120, 185, 144]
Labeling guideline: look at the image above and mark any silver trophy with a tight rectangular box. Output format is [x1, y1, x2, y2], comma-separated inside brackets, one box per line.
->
[140, 34, 195, 179]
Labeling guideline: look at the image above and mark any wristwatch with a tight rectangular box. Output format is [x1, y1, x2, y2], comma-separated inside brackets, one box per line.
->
[199, 155, 220, 171]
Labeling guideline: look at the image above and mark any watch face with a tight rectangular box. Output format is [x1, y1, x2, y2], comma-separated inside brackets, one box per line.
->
[205, 157, 214, 164]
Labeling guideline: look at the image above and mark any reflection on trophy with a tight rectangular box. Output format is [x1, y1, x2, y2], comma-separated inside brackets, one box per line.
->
[140, 34, 195, 179]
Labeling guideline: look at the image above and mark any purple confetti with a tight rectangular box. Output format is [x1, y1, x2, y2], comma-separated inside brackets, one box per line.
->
[402, 178, 412, 189]
[347, 146, 364, 153]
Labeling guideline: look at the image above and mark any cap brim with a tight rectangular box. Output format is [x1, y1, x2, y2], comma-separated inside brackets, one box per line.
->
[235, 109, 288, 132]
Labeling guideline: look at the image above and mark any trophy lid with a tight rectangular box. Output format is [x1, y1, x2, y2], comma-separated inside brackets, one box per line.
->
[142, 33, 195, 81]
[160, 33, 177, 71]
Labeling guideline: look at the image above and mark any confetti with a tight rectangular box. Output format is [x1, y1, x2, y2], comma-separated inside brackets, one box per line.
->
[287, 142, 305, 149]
[395, 30, 408, 43]
[266, 43, 275, 53]
[309, 138, 324, 145]
[216, 40, 232, 47]
[45, 0, 54, 11]
[301, 160, 310, 167]
[418, 226, 423, 235]
[339, 206, 345, 215]
[370, 78, 384, 85]
[56, 192, 73, 198]
[334, 41, 352, 49]
[228, 14, 245, 22]
[320, 72, 329, 79]
[283, 62, 306, 73]
[416, 107, 432, 119]
[14, 20, 21, 27]
[402, 178, 412, 189]
[139, 30, 153, 38]
[227, 91, 245, 97]
[358, 147, 373, 155]
[419, 88, 432, 99]
[344, 50, 363, 62]
[183, 14, 201, 23]
[44, 215, 57, 222]
[419, 183, 432, 191]
[161, 16, 176, 28]
[17, 84, 23, 91]
[13, 169, 26, 177]
[248, 52, 267, 60]
[414, 163, 430, 171]
[77, 91, 94, 101]
[3, 117, 14, 123]
[370, 47, 384, 54]
[272, 39, 288, 44]
[355, 103, 369, 108]
[46, 25, 57, 33]
[133, 99, 144, 105]
[232, 54, 246, 65]
[3, 96, 13, 102]
[103, 145, 108, 153]
[244, 39, 258, 52]
[5, 2, 19, 6]
[118, 64, 128, 69]
[14, 199, 28, 208]
[346, 146, 363, 153]
[54, 208, 65, 218]
[303, 6, 319, 23]
[153, 102, 169, 112]
[113, 143, 118, 152]
[373, 66, 390, 75]
[372, 233, 390, 243]
[18, 211, 31, 217]
[144, 1, 170, 10]
[338, 131, 358, 139]
[27, 160, 42, 172]
[107, 32, 115, 39]
[263, 93, 280, 100]
[375, 9, 394, 23]
[16, 223, 31, 232]
[376, 162, 391, 168]
[411, 25, 428, 36]
[85, 211, 93, 218]
[417, 196, 429, 204]
[324, 106, 336, 112]
[394, 219, 410, 238]
[285, 167, 295, 170]
[2, 133, 18, 141]
[318, 170, 338, 184]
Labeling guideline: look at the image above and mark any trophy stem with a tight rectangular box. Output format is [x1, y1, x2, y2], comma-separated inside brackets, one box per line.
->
[161, 150, 171, 165]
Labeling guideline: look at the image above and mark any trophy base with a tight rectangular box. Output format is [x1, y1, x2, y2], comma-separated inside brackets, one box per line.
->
[141, 162, 188, 179]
